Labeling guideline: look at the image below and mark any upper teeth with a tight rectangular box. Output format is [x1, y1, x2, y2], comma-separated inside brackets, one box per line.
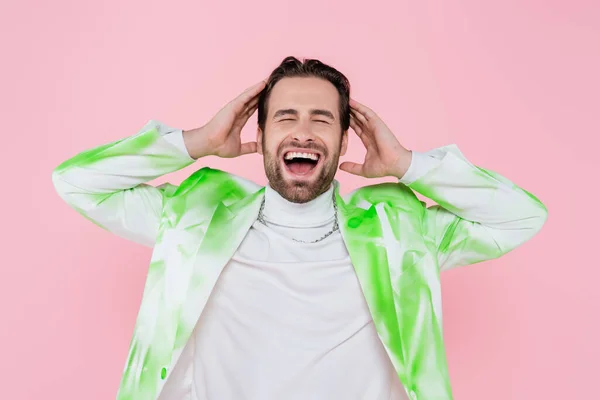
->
[284, 152, 319, 161]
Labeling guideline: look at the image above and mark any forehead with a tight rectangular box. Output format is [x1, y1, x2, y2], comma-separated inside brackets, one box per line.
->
[268, 77, 339, 116]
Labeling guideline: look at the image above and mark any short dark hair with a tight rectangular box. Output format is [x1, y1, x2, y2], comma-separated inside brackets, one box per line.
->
[257, 56, 351, 132]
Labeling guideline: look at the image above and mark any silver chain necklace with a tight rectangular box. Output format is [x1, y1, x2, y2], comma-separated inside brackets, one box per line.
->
[256, 191, 339, 244]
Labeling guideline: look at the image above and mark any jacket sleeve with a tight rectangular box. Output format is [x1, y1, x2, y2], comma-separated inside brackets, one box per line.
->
[52, 120, 196, 247]
[400, 145, 548, 271]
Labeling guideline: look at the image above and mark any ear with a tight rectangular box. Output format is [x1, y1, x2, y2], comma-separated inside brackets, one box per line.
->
[340, 130, 349, 156]
[256, 126, 264, 155]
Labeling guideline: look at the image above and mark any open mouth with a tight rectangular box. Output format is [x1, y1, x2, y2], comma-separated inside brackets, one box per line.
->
[282, 151, 321, 176]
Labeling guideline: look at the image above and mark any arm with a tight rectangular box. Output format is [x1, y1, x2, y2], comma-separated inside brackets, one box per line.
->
[52, 80, 267, 247]
[52, 120, 196, 247]
[341, 98, 547, 270]
[400, 146, 547, 271]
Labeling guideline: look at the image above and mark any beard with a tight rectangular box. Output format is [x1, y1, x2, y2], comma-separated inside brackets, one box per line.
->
[263, 140, 341, 204]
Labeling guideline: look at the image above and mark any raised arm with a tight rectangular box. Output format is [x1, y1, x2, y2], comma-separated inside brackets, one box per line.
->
[52, 80, 266, 247]
[52, 120, 195, 247]
[340, 98, 547, 270]
[400, 146, 547, 270]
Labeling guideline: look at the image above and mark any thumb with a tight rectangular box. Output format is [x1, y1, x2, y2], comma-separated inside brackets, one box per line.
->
[339, 161, 364, 176]
[240, 141, 258, 156]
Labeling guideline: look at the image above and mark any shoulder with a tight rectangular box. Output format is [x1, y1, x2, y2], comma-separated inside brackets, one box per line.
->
[342, 181, 424, 211]
[167, 167, 262, 205]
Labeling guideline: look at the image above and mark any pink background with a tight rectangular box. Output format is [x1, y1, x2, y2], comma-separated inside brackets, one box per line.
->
[2, 0, 599, 398]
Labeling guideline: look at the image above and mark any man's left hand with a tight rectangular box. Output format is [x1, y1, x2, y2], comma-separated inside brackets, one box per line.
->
[340, 98, 413, 179]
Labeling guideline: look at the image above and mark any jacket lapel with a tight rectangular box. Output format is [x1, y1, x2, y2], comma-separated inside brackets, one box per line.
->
[336, 183, 452, 399]
[334, 184, 407, 375]
[166, 187, 266, 379]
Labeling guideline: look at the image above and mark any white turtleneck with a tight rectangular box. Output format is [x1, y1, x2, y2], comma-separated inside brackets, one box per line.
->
[160, 182, 409, 400]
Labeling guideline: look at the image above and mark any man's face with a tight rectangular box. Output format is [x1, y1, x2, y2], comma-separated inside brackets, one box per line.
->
[257, 77, 348, 203]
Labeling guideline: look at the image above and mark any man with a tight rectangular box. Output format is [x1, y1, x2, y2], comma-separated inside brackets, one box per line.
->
[52, 56, 547, 400]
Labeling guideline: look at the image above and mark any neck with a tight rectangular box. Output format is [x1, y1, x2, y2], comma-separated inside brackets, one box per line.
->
[262, 183, 335, 228]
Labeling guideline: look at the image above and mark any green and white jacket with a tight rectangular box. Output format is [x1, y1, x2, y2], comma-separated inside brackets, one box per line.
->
[52, 120, 547, 400]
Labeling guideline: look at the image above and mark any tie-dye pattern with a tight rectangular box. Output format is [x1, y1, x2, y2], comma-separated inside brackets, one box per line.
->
[52, 121, 547, 400]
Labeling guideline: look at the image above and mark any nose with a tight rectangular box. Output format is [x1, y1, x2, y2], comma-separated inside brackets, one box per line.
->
[291, 120, 316, 143]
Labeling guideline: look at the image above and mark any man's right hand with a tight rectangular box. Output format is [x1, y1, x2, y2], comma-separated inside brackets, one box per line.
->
[183, 80, 267, 159]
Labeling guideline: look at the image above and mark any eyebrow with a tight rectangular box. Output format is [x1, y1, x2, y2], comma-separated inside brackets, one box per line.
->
[273, 108, 335, 120]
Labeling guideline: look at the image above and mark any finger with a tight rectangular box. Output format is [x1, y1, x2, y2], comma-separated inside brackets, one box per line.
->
[350, 110, 364, 126]
[231, 105, 257, 133]
[349, 115, 363, 136]
[350, 98, 376, 121]
[351, 108, 368, 126]
[339, 161, 364, 176]
[232, 105, 258, 131]
[240, 141, 257, 155]
[232, 80, 267, 113]
[241, 103, 259, 124]
[355, 129, 372, 148]
[350, 113, 370, 144]
[240, 80, 267, 104]
[242, 97, 260, 115]
[234, 98, 260, 129]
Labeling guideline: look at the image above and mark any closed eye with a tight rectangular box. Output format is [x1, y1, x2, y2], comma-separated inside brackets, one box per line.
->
[278, 118, 329, 124]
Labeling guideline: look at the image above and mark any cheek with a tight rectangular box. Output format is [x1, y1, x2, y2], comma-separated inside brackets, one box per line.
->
[264, 127, 289, 154]
[262, 136, 282, 158]
[323, 135, 343, 154]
